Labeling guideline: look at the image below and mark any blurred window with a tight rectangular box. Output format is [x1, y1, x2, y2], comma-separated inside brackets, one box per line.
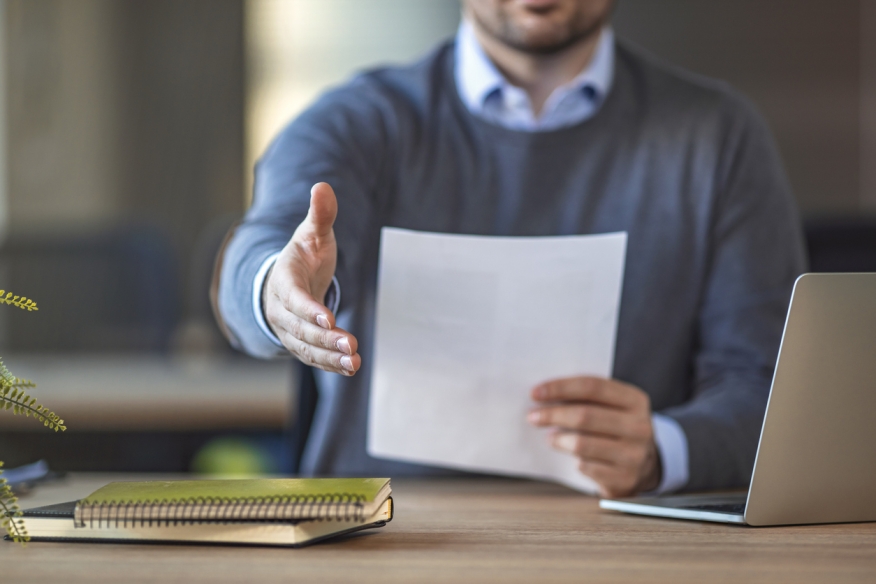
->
[244, 0, 460, 201]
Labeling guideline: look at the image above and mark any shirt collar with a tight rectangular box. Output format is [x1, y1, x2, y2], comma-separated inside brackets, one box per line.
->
[454, 19, 615, 118]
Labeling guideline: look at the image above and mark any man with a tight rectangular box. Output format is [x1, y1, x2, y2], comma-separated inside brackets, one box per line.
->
[216, 0, 806, 497]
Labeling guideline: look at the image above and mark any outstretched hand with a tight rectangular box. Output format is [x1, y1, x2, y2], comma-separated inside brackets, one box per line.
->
[263, 182, 361, 375]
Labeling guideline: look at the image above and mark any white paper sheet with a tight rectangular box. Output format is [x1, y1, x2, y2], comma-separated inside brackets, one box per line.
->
[367, 228, 627, 493]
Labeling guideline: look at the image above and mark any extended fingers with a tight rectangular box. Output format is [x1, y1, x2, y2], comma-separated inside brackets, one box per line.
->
[576, 459, 638, 499]
[264, 275, 360, 374]
[551, 431, 649, 469]
[277, 279, 336, 330]
[528, 404, 650, 439]
[550, 429, 661, 496]
[532, 376, 648, 411]
[268, 310, 360, 375]
[272, 313, 357, 355]
[280, 330, 361, 375]
[557, 448, 645, 498]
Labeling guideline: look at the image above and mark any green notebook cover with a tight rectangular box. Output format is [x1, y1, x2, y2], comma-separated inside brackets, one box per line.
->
[81, 478, 390, 505]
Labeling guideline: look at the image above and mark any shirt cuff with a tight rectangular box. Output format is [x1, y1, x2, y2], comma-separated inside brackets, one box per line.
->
[253, 252, 283, 348]
[251, 253, 342, 348]
[650, 413, 689, 494]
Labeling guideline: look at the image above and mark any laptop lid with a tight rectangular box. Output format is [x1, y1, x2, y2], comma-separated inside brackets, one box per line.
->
[745, 273, 876, 526]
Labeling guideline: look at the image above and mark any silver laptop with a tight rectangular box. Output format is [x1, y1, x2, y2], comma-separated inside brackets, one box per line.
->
[600, 273, 876, 526]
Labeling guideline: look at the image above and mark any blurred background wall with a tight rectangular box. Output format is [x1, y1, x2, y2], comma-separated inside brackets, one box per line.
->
[615, 0, 874, 216]
[246, 0, 460, 202]
[0, 0, 874, 473]
[3, 0, 245, 353]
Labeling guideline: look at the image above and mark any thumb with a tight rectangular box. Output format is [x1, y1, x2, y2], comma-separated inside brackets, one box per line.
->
[302, 182, 338, 239]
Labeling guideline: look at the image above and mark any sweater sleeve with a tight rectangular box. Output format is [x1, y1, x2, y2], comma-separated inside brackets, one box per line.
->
[217, 77, 392, 359]
[662, 95, 808, 491]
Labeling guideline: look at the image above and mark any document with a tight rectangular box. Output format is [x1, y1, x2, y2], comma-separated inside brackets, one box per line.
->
[368, 227, 627, 494]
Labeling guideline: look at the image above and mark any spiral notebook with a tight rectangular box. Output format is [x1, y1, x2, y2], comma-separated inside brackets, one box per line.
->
[14, 478, 393, 547]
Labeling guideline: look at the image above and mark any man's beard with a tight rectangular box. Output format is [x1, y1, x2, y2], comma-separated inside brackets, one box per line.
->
[472, 8, 609, 56]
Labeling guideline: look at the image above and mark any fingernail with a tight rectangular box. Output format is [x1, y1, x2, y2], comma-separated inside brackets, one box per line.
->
[527, 411, 543, 424]
[533, 386, 547, 399]
[316, 314, 331, 329]
[554, 433, 576, 451]
[336, 337, 352, 355]
[340, 356, 354, 372]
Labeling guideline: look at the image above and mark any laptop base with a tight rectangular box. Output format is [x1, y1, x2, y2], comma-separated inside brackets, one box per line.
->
[599, 493, 748, 525]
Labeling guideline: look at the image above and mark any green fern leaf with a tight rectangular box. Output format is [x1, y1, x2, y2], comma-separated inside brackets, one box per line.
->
[0, 360, 67, 432]
[0, 290, 38, 311]
[0, 462, 30, 544]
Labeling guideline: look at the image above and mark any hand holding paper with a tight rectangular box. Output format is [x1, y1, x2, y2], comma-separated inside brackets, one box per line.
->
[529, 376, 661, 497]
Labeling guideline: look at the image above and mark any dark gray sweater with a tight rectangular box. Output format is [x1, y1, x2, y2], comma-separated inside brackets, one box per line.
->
[218, 39, 807, 491]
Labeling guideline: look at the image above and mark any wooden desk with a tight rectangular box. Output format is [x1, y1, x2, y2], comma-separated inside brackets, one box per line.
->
[2, 474, 875, 583]
[0, 355, 292, 431]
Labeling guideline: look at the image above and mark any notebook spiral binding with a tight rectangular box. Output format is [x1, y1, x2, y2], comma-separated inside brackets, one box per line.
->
[74, 493, 367, 529]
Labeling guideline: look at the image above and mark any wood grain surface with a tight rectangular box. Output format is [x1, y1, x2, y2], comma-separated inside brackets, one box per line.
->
[2, 473, 875, 583]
